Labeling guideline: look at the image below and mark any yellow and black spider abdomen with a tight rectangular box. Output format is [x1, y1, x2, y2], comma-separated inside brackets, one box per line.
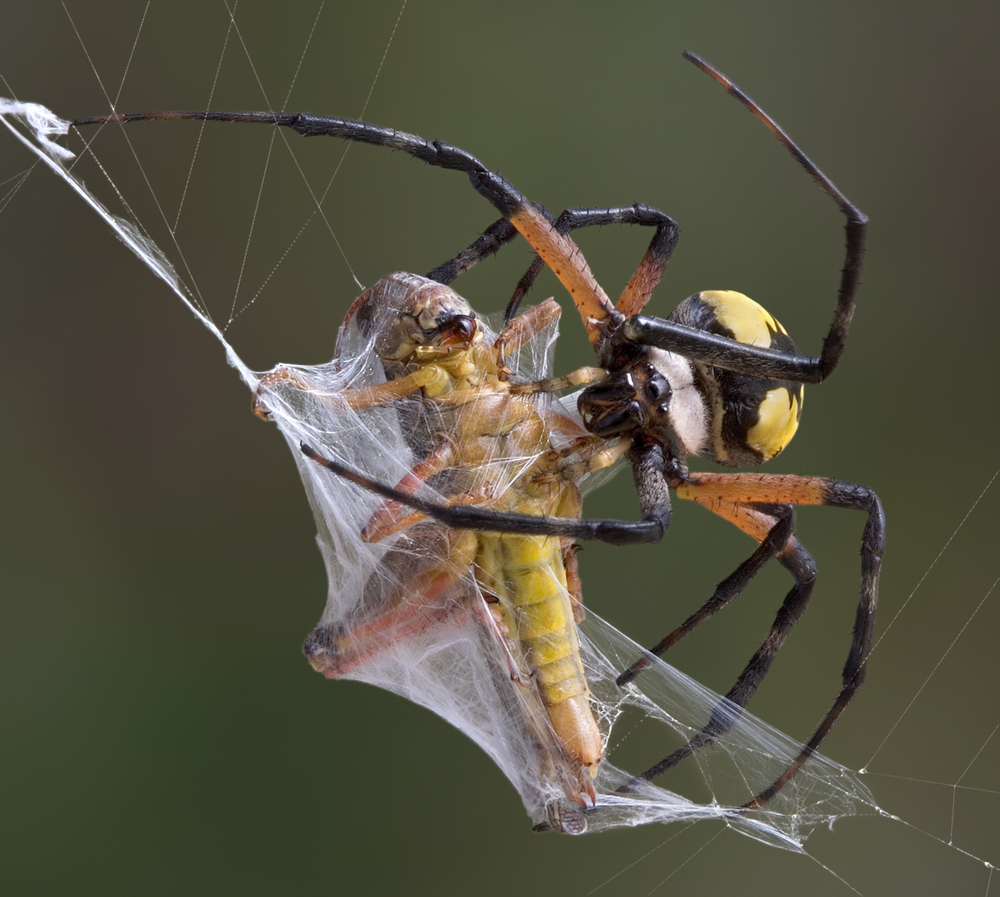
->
[670, 290, 804, 467]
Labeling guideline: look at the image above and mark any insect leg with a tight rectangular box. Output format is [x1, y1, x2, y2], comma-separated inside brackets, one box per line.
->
[361, 440, 457, 542]
[305, 527, 480, 677]
[252, 360, 450, 420]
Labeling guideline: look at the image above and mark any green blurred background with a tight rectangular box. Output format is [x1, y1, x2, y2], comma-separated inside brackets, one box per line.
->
[2, 2, 998, 894]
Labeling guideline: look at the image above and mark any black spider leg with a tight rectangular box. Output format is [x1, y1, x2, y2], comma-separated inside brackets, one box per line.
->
[622, 482, 883, 808]
[71, 111, 679, 335]
[299, 440, 673, 547]
[426, 217, 522, 285]
[73, 109, 549, 268]
[616, 503, 800, 688]
[428, 204, 679, 324]
[743, 482, 883, 808]
[616, 51, 868, 385]
[618, 504, 815, 788]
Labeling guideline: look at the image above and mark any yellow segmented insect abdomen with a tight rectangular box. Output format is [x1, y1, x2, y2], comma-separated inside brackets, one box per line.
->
[487, 532, 601, 772]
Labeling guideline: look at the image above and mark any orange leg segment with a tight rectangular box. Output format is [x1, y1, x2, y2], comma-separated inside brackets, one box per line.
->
[507, 205, 615, 344]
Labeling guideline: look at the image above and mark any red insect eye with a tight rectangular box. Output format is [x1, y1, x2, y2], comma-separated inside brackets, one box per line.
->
[440, 315, 477, 343]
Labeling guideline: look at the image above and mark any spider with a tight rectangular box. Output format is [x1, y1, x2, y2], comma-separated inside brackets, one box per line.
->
[74, 51, 884, 812]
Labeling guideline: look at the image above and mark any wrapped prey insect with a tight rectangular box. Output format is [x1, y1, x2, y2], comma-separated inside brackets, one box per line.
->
[251, 272, 626, 830]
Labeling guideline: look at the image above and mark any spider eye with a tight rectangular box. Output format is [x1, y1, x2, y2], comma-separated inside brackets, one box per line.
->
[643, 368, 671, 404]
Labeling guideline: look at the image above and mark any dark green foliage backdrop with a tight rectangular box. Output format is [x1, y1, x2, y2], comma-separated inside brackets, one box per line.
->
[2, 3, 998, 894]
